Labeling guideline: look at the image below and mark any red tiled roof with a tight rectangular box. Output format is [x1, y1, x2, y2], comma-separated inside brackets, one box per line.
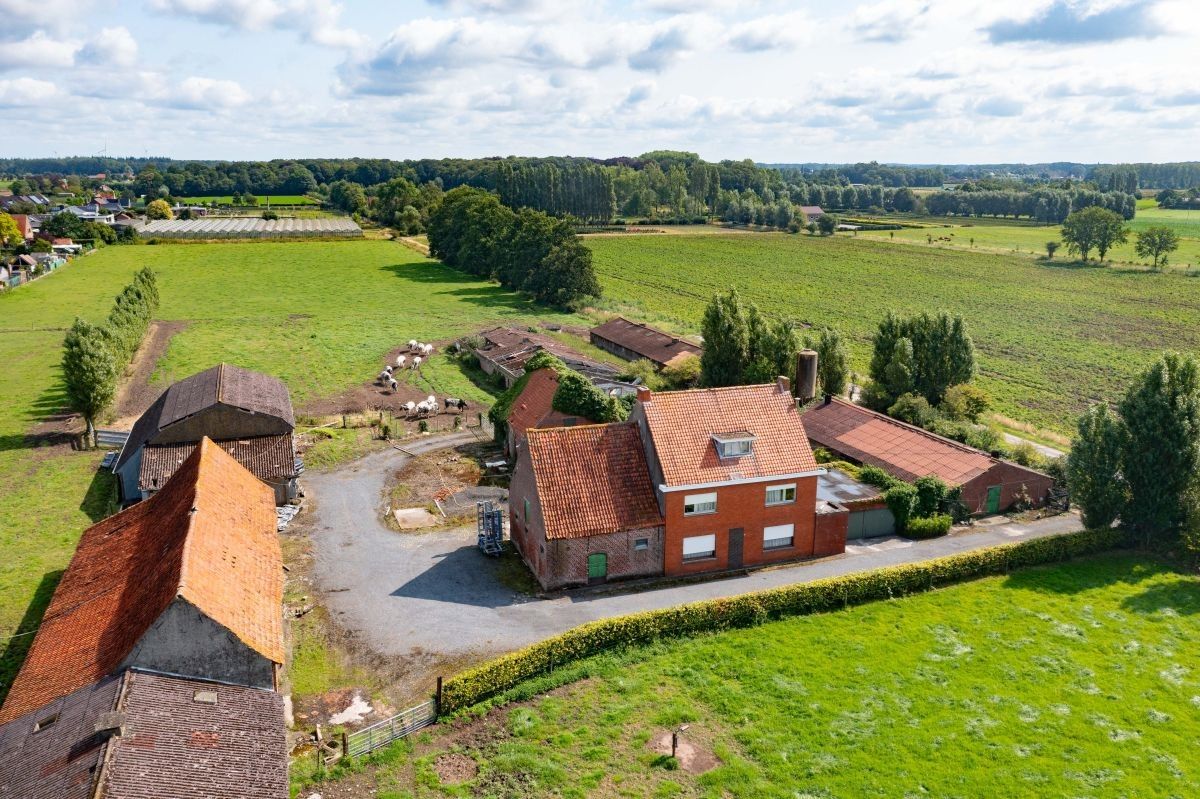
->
[641, 383, 817, 487]
[527, 423, 663, 539]
[506, 368, 562, 437]
[590, 317, 701, 367]
[139, 434, 296, 492]
[801, 397, 994, 485]
[0, 439, 282, 724]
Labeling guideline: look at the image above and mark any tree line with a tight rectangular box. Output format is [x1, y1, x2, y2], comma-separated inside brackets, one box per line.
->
[426, 187, 600, 308]
[62, 268, 159, 445]
[924, 187, 1135, 222]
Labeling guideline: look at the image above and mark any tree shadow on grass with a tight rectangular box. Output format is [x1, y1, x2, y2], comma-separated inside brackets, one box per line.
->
[0, 569, 63, 707]
[1001, 551, 1171, 595]
[1119, 577, 1200, 617]
[80, 465, 118, 523]
[1037, 258, 1108, 271]
[379, 263, 543, 315]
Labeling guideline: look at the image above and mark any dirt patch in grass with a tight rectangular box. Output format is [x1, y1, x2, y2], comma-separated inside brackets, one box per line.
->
[111, 320, 191, 428]
[384, 443, 506, 530]
[433, 752, 477, 784]
[647, 730, 721, 774]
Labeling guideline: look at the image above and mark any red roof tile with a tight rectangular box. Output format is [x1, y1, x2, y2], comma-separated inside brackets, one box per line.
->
[527, 423, 663, 539]
[801, 397, 994, 485]
[0, 439, 282, 724]
[506, 368, 562, 438]
[641, 383, 817, 487]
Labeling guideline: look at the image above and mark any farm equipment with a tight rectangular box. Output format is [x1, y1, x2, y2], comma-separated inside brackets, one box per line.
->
[476, 500, 505, 556]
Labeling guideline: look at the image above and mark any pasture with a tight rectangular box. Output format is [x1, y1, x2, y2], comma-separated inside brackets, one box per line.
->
[298, 552, 1200, 798]
[587, 231, 1200, 433]
[852, 211, 1200, 267]
[0, 239, 581, 699]
[178, 194, 318, 205]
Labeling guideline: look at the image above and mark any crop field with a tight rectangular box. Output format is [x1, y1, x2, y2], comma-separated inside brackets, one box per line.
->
[852, 211, 1200, 266]
[298, 552, 1200, 798]
[587, 231, 1200, 433]
[178, 194, 319, 205]
[0, 239, 581, 699]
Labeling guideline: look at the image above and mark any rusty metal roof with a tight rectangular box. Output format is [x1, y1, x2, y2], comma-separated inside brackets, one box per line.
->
[590, 317, 701, 367]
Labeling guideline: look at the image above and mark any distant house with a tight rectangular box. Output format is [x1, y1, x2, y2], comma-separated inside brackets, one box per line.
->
[510, 379, 847, 590]
[801, 396, 1055, 514]
[0, 440, 287, 798]
[799, 205, 825, 220]
[589, 317, 702, 369]
[502, 367, 597, 457]
[8, 213, 34, 241]
[113, 363, 300, 505]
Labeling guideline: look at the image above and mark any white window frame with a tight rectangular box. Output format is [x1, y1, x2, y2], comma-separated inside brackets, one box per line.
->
[719, 439, 753, 458]
[765, 483, 797, 506]
[683, 492, 717, 516]
[763, 523, 794, 550]
[634, 537, 649, 551]
[682, 534, 716, 561]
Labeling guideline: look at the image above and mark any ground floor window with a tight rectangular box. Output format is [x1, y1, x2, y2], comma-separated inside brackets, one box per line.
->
[763, 523, 794, 550]
[682, 534, 716, 562]
[634, 537, 649, 551]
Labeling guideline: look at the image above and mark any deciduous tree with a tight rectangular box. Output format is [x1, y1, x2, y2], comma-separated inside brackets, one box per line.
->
[1134, 225, 1180, 270]
[145, 199, 173, 220]
[1061, 206, 1127, 262]
[700, 288, 749, 387]
[811, 327, 848, 397]
[61, 319, 118, 447]
[1066, 403, 1126, 530]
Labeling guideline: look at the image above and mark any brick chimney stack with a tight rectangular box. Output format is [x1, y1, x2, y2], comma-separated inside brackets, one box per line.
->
[636, 386, 652, 402]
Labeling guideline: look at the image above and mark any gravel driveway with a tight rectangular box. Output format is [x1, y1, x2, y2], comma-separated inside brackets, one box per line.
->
[308, 434, 1083, 695]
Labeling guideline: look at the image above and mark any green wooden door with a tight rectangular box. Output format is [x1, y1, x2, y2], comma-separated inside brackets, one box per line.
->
[985, 485, 1002, 514]
[587, 552, 608, 581]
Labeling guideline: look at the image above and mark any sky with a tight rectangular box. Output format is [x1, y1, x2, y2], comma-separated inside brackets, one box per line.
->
[2, 0, 1199, 163]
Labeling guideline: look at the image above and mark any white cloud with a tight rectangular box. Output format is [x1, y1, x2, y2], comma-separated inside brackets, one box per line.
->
[0, 0, 93, 34]
[0, 31, 77, 69]
[149, 0, 366, 48]
[725, 11, 811, 52]
[0, 75, 58, 105]
[851, 0, 931, 42]
[79, 27, 138, 68]
[165, 76, 254, 109]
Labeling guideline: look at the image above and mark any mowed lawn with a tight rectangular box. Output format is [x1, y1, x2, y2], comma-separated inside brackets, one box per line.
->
[302, 553, 1200, 798]
[0, 239, 579, 700]
[587, 232, 1200, 432]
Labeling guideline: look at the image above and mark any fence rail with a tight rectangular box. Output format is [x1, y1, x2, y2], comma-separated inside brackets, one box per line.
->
[95, 429, 129, 449]
[345, 699, 437, 758]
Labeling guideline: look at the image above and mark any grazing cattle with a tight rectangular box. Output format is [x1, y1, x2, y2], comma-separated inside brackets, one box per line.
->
[404, 401, 416, 415]
[377, 370, 390, 384]
[388, 378, 399, 392]
[443, 397, 468, 412]
[407, 339, 418, 350]
[396, 355, 406, 368]
[411, 356, 422, 369]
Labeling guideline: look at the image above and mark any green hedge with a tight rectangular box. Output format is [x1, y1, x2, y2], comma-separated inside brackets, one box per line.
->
[439, 527, 1125, 714]
[905, 514, 952, 539]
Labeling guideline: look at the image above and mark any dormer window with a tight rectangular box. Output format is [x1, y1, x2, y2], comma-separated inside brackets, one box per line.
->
[712, 432, 755, 459]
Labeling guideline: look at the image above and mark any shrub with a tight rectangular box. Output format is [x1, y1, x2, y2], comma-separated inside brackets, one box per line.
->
[660, 354, 701, 389]
[888, 393, 937, 427]
[884, 483, 918, 533]
[262, 210, 279, 221]
[905, 514, 952, 539]
[813, 447, 832, 464]
[913, 475, 949, 517]
[438, 527, 1126, 714]
[1007, 442, 1048, 470]
[941, 384, 991, 422]
[857, 464, 900, 490]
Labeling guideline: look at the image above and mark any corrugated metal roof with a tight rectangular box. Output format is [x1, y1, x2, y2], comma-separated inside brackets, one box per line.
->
[590, 317, 701, 367]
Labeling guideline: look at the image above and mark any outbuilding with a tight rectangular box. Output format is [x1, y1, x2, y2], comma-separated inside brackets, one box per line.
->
[588, 317, 701, 369]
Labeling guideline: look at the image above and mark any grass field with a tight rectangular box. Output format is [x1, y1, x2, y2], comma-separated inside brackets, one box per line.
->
[586, 231, 1200, 433]
[852, 210, 1200, 266]
[178, 194, 319, 205]
[0, 239, 581, 700]
[297, 552, 1200, 798]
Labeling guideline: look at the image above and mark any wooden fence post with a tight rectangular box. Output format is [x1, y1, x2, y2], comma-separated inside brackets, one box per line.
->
[436, 676, 443, 714]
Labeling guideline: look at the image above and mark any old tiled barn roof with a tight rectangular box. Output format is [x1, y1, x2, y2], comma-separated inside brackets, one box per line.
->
[506, 368, 563, 439]
[527, 423, 663, 539]
[0, 671, 286, 799]
[801, 397, 994, 485]
[115, 364, 294, 472]
[139, 433, 297, 492]
[590, 317, 701, 367]
[0, 439, 282, 724]
[641, 383, 817, 487]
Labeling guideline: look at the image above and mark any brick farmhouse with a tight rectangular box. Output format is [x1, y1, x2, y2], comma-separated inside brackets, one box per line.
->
[502, 367, 597, 457]
[510, 378, 848, 590]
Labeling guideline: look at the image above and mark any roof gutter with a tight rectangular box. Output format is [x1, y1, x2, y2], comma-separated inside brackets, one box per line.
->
[659, 469, 822, 493]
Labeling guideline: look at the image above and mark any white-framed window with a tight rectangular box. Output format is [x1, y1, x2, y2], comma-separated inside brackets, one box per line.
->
[763, 523, 794, 550]
[712, 433, 755, 459]
[765, 483, 797, 506]
[683, 492, 717, 515]
[634, 538, 649, 551]
[682, 534, 717, 561]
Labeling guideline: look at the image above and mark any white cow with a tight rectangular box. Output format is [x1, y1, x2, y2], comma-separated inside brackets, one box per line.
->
[404, 401, 416, 415]
[407, 339, 418, 350]
[411, 356, 422, 369]
[388, 378, 398, 392]
[396, 355, 406, 368]
[422, 343, 434, 356]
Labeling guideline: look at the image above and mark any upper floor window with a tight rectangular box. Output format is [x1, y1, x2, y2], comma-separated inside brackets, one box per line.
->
[765, 483, 796, 506]
[712, 432, 755, 459]
[684, 492, 717, 515]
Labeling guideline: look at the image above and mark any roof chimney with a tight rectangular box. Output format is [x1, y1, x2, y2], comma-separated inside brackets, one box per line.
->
[776, 375, 790, 394]
[636, 386, 652, 402]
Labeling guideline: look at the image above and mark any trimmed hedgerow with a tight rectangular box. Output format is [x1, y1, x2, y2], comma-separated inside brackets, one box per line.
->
[439, 526, 1125, 714]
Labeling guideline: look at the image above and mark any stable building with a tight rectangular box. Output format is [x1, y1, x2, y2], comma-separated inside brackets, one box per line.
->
[114, 363, 299, 505]
[501, 367, 597, 457]
[589, 317, 702, 369]
[510, 379, 848, 590]
[801, 396, 1055, 514]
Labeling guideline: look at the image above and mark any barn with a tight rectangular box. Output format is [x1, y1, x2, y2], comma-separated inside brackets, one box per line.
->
[801, 397, 1055, 515]
[113, 363, 299, 505]
[500, 367, 597, 457]
[588, 317, 702, 369]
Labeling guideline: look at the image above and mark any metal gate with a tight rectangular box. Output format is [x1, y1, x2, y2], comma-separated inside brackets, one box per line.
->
[95, 429, 129, 449]
[344, 699, 436, 758]
[847, 507, 895, 540]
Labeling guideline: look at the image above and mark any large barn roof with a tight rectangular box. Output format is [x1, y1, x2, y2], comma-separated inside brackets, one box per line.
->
[0, 439, 282, 724]
[801, 397, 995, 485]
[139, 433, 297, 492]
[641, 382, 818, 488]
[115, 363, 293, 472]
[590, 317, 701, 367]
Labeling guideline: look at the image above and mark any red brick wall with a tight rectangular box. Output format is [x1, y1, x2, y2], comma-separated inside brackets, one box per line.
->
[961, 462, 1056, 514]
[814, 506, 848, 556]
[662, 476, 820, 577]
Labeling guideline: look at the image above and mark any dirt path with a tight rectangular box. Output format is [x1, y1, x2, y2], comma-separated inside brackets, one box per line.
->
[109, 320, 189, 429]
[397, 236, 430, 255]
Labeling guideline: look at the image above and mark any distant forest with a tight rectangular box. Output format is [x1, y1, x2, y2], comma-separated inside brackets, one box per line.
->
[2, 153, 1191, 226]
